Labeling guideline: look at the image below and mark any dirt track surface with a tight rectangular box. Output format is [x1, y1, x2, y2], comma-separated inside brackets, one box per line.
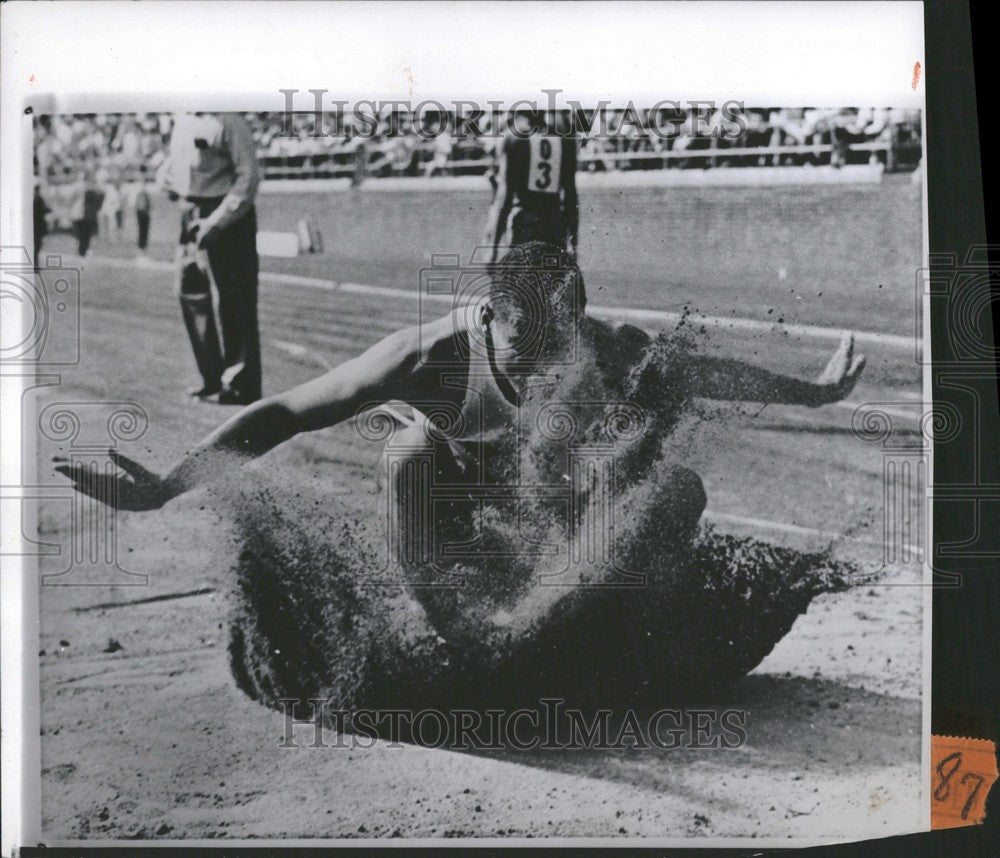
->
[39, 535, 922, 840]
[36, 178, 924, 842]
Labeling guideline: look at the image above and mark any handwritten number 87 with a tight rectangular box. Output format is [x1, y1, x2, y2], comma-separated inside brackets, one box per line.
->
[935, 752, 986, 820]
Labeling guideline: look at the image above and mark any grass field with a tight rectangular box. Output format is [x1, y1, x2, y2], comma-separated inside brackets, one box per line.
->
[36, 173, 926, 841]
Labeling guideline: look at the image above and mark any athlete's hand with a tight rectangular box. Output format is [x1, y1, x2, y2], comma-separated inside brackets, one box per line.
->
[53, 449, 170, 511]
[814, 332, 866, 404]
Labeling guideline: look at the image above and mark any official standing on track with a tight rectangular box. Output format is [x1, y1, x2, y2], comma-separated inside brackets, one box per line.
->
[162, 112, 262, 405]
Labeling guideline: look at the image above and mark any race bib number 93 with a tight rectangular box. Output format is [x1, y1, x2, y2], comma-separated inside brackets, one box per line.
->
[527, 136, 562, 195]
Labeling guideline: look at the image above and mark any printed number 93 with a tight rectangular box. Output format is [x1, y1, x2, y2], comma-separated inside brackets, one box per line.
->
[530, 137, 560, 193]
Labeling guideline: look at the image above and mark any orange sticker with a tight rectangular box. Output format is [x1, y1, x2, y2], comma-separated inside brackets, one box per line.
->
[930, 735, 998, 828]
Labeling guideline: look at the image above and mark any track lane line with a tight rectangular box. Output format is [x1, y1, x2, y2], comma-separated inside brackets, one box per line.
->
[74, 253, 915, 350]
[75, 254, 928, 422]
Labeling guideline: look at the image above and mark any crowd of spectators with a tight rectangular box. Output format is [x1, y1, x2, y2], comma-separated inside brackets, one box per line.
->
[33, 115, 159, 253]
[35, 114, 170, 185]
[242, 106, 922, 178]
[34, 114, 164, 239]
[35, 107, 922, 198]
[33, 107, 920, 257]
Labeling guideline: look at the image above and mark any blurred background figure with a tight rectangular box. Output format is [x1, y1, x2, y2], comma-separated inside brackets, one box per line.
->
[133, 169, 153, 262]
[99, 180, 124, 242]
[161, 112, 261, 405]
[351, 138, 367, 189]
[70, 171, 102, 257]
[424, 116, 455, 177]
[115, 116, 143, 167]
[33, 181, 50, 263]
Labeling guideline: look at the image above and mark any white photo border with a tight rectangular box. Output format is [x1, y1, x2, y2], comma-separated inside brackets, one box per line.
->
[1, 1, 929, 852]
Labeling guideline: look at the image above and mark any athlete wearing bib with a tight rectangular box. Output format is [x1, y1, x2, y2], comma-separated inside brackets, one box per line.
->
[485, 114, 579, 262]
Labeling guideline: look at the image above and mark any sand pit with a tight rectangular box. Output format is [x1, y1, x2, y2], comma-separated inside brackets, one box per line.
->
[222, 330, 862, 726]
[226, 482, 857, 720]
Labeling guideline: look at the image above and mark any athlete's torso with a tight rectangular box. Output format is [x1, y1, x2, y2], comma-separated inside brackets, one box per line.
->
[413, 312, 650, 477]
[503, 129, 576, 247]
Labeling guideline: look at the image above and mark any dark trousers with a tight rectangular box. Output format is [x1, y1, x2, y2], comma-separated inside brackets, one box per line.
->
[511, 208, 567, 250]
[74, 219, 95, 256]
[136, 210, 151, 250]
[179, 200, 261, 401]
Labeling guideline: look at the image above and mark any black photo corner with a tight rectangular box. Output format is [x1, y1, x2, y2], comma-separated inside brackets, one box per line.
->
[14, 0, 1000, 856]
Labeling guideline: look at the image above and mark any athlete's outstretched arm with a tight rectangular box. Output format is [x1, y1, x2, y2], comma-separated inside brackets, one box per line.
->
[54, 324, 428, 510]
[483, 140, 514, 264]
[690, 332, 866, 407]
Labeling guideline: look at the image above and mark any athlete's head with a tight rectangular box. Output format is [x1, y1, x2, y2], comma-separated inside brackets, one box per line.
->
[484, 241, 586, 373]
